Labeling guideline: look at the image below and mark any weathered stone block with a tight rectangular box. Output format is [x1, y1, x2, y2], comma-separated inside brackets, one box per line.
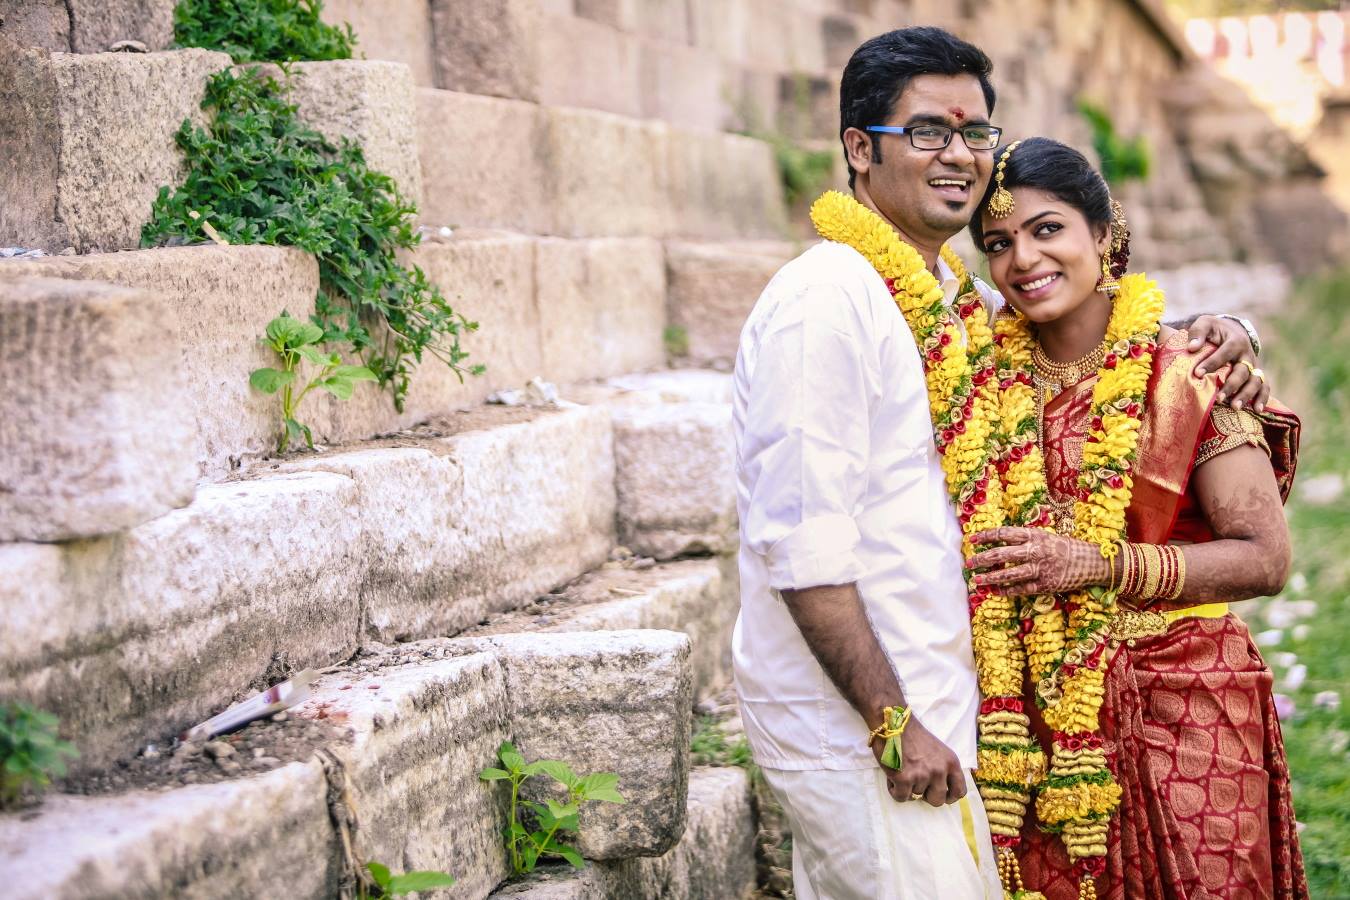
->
[404, 231, 542, 413]
[417, 88, 552, 235]
[638, 38, 725, 132]
[4, 245, 322, 479]
[321, 0, 436, 85]
[0, 47, 231, 253]
[0, 0, 175, 53]
[263, 60, 423, 204]
[0, 471, 365, 771]
[535, 237, 665, 385]
[0, 761, 336, 899]
[493, 766, 757, 899]
[665, 240, 795, 366]
[466, 558, 738, 701]
[481, 630, 694, 860]
[665, 128, 789, 240]
[0, 277, 197, 541]
[301, 649, 513, 900]
[597, 766, 757, 899]
[537, 14, 642, 119]
[577, 0, 693, 43]
[543, 106, 669, 238]
[596, 369, 735, 405]
[612, 403, 736, 559]
[429, 0, 539, 100]
[67, 0, 176, 52]
[281, 406, 616, 640]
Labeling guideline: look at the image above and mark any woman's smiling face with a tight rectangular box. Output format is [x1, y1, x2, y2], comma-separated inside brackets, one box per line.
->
[979, 187, 1111, 324]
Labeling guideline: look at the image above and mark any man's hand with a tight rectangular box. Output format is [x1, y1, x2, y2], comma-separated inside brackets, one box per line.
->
[782, 582, 966, 807]
[873, 717, 967, 807]
[1187, 315, 1270, 412]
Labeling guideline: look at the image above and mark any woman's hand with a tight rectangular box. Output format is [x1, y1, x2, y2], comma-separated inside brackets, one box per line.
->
[967, 527, 1110, 596]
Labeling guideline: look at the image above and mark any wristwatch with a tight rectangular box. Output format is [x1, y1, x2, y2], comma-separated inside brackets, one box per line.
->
[1217, 314, 1262, 357]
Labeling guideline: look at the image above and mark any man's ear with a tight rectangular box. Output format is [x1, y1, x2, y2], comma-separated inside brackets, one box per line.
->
[842, 127, 873, 178]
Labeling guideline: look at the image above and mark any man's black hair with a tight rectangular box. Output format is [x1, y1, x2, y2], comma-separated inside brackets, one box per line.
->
[968, 137, 1114, 248]
[839, 27, 996, 189]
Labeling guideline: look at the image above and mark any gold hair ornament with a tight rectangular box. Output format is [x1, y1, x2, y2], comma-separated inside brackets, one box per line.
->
[986, 140, 1023, 218]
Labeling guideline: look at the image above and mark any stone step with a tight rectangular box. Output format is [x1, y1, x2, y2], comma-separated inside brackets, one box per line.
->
[665, 240, 797, 368]
[0, 629, 693, 900]
[0, 228, 664, 484]
[0, 0, 176, 54]
[0, 46, 231, 254]
[489, 766, 757, 900]
[416, 88, 788, 241]
[0, 277, 198, 542]
[2, 404, 617, 773]
[1, 51, 421, 253]
[463, 557, 739, 702]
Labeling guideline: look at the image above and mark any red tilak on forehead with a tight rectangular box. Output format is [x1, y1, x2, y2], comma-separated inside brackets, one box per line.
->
[949, 107, 966, 121]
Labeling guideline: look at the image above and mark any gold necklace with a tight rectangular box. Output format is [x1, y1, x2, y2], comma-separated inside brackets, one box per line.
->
[1031, 340, 1108, 398]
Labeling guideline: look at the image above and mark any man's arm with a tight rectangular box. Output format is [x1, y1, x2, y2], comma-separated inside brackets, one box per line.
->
[1171, 314, 1270, 411]
[781, 582, 967, 807]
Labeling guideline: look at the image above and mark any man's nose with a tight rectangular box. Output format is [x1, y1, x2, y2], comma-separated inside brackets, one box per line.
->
[937, 134, 975, 168]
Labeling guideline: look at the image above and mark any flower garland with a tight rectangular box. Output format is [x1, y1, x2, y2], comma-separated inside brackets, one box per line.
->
[994, 273, 1165, 900]
[809, 191, 1047, 896]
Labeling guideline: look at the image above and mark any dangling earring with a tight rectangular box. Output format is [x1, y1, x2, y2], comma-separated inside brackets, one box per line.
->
[1096, 198, 1127, 298]
[1096, 247, 1120, 298]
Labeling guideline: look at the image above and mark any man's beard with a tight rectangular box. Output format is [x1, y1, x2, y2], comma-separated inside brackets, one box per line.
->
[918, 200, 974, 238]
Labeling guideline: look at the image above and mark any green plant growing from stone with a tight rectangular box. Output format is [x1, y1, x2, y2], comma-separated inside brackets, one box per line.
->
[358, 861, 456, 898]
[479, 741, 625, 876]
[1078, 100, 1151, 187]
[690, 714, 758, 782]
[143, 67, 481, 413]
[173, 0, 355, 63]
[250, 312, 376, 452]
[0, 703, 77, 810]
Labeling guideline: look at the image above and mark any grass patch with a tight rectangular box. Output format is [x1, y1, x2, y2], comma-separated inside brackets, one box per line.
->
[1247, 268, 1350, 897]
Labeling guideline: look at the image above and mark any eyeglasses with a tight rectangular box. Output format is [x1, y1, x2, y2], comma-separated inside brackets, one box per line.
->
[865, 123, 1002, 151]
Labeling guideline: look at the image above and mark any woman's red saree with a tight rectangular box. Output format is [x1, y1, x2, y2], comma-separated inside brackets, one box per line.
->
[1016, 331, 1307, 900]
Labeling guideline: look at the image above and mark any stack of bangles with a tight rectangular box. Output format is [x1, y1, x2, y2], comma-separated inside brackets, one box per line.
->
[1108, 541, 1186, 603]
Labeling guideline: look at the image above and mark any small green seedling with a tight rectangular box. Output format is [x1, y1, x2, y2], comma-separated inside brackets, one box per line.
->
[479, 741, 625, 876]
[360, 862, 456, 898]
[250, 312, 376, 452]
[0, 703, 78, 809]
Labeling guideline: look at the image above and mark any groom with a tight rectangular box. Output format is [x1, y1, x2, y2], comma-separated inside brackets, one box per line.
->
[730, 26, 1267, 899]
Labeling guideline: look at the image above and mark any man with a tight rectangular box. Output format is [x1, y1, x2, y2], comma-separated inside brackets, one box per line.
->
[730, 27, 1267, 900]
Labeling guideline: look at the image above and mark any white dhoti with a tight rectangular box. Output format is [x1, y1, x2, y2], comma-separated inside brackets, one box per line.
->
[761, 767, 1002, 900]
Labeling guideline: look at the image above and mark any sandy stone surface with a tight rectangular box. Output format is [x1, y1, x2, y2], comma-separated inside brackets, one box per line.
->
[0, 276, 197, 540]
[611, 402, 736, 559]
[0, 47, 230, 253]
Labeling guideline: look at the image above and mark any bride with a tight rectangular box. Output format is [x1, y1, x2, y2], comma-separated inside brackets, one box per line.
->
[963, 138, 1307, 900]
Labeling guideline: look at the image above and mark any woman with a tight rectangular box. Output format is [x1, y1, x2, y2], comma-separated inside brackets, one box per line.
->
[963, 138, 1306, 900]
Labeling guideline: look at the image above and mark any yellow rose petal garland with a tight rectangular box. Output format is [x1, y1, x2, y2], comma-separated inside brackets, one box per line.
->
[810, 191, 1046, 899]
[996, 273, 1165, 900]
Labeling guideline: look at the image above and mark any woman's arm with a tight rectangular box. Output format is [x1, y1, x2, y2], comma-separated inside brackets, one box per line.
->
[967, 444, 1290, 603]
[1178, 442, 1291, 602]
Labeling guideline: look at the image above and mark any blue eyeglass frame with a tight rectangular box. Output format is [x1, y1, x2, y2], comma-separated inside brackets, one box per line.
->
[864, 124, 1003, 150]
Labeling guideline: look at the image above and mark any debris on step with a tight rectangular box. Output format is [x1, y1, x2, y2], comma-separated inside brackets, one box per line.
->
[181, 669, 317, 741]
[488, 376, 562, 408]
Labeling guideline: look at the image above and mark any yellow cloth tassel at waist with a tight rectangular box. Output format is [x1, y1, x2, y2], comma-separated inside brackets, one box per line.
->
[1163, 602, 1228, 624]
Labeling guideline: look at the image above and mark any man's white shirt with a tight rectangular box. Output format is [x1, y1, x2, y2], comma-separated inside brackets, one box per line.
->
[732, 239, 999, 772]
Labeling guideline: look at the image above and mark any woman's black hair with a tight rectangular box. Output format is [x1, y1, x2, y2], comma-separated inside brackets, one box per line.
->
[969, 137, 1129, 275]
[839, 27, 996, 190]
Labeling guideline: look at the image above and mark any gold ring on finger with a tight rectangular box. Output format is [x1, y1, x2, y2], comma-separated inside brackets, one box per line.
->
[910, 792, 925, 801]
[1252, 367, 1266, 382]
[1240, 360, 1257, 375]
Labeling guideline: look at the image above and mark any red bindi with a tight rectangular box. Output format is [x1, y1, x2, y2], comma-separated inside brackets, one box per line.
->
[950, 107, 966, 121]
